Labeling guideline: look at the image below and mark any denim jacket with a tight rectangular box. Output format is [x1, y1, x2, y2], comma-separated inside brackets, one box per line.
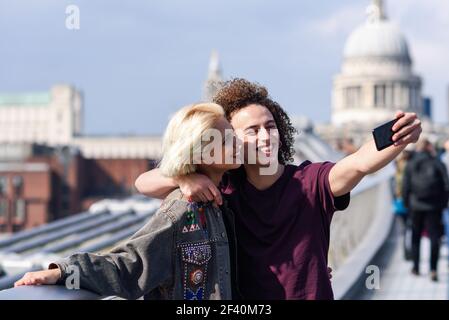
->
[49, 189, 233, 300]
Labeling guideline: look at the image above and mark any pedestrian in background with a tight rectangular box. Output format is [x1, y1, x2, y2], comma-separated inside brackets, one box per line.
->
[403, 138, 449, 281]
[392, 150, 413, 260]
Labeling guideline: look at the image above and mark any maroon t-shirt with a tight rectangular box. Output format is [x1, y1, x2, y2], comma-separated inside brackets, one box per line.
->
[221, 161, 350, 300]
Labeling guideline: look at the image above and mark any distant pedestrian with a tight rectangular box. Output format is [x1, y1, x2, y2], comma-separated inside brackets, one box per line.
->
[392, 150, 412, 260]
[440, 139, 449, 268]
[403, 138, 449, 281]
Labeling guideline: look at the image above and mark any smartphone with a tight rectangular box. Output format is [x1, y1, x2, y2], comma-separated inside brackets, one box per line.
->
[372, 118, 398, 151]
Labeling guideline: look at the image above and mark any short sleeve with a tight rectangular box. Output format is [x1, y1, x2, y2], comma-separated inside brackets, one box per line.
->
[317, 162, 350, 214]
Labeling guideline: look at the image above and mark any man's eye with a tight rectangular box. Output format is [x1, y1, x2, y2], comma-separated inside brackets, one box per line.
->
[245, 129, 256, 135]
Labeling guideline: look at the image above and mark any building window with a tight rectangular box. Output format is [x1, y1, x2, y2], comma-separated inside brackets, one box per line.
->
[393, 83, 400, 108]
[385, 84, 394, 108]
[375, 84, 386, 108]
[0, 177, 7, 195]
[13, 199, 26, 222]
[0, 199, 8, 220]
[409, 85, 420, 110]
[345, 86, 361, 108]
[401, 83, 410, 107]
[12, 176, 23, 196]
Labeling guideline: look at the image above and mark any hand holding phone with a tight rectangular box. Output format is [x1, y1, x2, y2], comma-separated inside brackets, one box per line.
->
[372, 118, 399, 151]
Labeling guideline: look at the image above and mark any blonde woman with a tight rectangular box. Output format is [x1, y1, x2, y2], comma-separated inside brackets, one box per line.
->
[14, 103, 241, 300]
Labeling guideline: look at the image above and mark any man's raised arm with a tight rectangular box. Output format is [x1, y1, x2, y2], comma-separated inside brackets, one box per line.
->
[134, 168, 178, 199]
[329, 111, 422, 197]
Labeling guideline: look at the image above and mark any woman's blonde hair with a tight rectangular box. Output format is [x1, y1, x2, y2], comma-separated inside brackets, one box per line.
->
[158, 102, 225, 177]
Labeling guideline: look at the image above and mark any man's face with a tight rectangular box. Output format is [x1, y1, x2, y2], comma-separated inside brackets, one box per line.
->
[229, 104, 280, 167]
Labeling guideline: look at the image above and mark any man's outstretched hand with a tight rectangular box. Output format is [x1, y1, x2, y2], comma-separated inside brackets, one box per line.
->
[391, 111, 422, 147]
[329, 110, 422, 197]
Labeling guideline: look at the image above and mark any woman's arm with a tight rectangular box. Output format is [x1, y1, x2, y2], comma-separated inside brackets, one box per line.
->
[15, 211, 175, 300]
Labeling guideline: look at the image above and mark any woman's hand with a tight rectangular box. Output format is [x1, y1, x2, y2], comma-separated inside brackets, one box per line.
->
[176, 173, 223, 206]
[14, 268, 61, 287]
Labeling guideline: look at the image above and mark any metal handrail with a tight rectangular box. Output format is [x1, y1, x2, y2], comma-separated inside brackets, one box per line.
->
[0, 285, 103, 300]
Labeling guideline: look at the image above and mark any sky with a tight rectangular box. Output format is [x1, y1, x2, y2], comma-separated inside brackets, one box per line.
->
[0, 0, 448, 135]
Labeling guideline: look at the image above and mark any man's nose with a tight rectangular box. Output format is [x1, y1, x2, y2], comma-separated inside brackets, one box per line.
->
[258, 127, 270, 141]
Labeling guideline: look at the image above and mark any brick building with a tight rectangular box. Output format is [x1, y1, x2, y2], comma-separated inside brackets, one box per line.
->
[0, 144, 156, 233]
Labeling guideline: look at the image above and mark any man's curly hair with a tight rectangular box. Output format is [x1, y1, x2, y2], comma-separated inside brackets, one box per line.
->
[212, 78, 297, 164]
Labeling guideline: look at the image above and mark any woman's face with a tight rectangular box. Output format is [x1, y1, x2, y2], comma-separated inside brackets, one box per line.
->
[199, 116, 241, 171]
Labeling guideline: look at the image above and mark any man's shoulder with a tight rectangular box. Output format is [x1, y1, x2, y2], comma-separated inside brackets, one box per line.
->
[290, 160, 335, 177]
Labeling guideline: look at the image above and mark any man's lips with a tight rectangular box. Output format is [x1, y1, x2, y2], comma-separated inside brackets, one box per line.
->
[257, 147, 272, 155]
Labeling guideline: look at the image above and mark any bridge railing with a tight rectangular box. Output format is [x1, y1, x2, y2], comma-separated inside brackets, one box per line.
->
[329, 164, 394, 299]
[0, 285, 104, 300]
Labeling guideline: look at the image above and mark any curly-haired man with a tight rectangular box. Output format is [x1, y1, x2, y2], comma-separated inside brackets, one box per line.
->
[136, 78, 422, 299]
